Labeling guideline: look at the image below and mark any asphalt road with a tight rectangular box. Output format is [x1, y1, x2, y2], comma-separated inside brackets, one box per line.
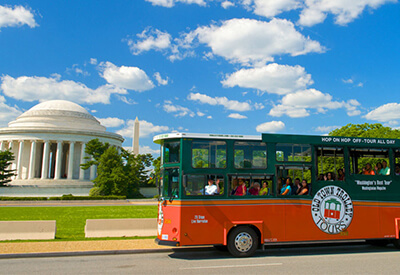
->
[1, 243, 399, 275]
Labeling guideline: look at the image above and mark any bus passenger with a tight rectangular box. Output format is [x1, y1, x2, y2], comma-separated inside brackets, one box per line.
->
[325, 172, 335, 181]
[292, 178, 301, 194]
[259, 181, 269, 196]
[203, 179, 220, 195]
[280, 178, 292, 196]
[396, 164, 400, 175]
[375, 162, 383, 175]
[277, 177, 283, 192]
[363, 163, 375, 175]
[337, 169, 345, 181]
[317, 174, 324, 181]
[231, 178, 238, 195]
[380, 160, 390, 175]
[297, 179, 309, 195]
[234, 178, 247, 196]
[249, 182, 260, 195]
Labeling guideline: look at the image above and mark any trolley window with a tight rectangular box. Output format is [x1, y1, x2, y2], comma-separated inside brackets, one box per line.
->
[234, 141, 267, 169]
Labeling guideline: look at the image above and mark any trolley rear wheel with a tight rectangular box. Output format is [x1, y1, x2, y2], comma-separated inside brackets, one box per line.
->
[227, 226, 258, 257]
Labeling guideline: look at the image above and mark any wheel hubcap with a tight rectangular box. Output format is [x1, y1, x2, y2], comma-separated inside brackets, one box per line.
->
[234, 232, 253, 252]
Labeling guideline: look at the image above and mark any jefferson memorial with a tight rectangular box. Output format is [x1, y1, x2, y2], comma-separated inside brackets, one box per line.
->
[0, 100, 124, 196]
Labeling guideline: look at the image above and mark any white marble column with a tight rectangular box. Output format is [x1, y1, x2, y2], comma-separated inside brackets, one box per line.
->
[0, 141, 5, 151]
[28, 140, 37, 179]
[41, 140, 50, 179]
[67, 142, 75, 180]
[16, 140, 24, 180]
[79, 142, 86, 180]
[54, 141, 63, 180]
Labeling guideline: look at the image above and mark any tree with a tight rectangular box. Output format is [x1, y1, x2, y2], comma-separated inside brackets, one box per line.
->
[148, 156, 161, 187]
[328, 123, 400, 174]
[329, 123, 400, 139]
[80, 138, 110, 170]
[92, 146, 128, 196]
[0, 150, 16, 186]
[82, 139, 154, 198]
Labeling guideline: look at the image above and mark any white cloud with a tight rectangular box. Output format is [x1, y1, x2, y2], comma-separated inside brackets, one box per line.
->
[269, 104, 310, 118]
[197, 111, 205, 117]
[0, 95, 22, 127]
[269, 89, 361, 118]
[154, 72, 169, 86]
[89, 58, 98, 65]
[0, 74, 126, 104]
[256, 121, 285, 133]
[188, 92, 259, 112]
[0, 5, 37, 29]
[115, 95, 137, 105]
[145, 0, 207, 7]
[127, 28, 172, 55]
[140, 145, 160, 155]
[299, 0, 396, 26]
[246, 0, 302, 18]
[100, 61, 155, 92]
[342, 78, 354, 84]
[117, 119, 169, 138]
[221, 1, 235, 9]
[364, 103, 400, 122]
[97, 117, 125, 128]
[187, 18, 325, 66]
[222, 63, 313, 95]
[315, 125, 340, 133]
[228, 113, 247, 119]
[163, 100, 195, 117]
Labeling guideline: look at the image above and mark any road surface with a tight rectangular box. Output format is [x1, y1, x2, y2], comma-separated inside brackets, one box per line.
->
[1, 243, 399, 274]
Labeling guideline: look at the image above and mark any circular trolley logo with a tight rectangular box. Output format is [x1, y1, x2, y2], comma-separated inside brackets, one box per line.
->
[311, 185, 354, 234]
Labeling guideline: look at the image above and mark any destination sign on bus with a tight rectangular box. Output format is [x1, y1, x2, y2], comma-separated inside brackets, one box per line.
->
[321, 137, 396, 145]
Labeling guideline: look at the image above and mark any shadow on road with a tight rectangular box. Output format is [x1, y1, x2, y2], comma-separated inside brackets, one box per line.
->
[168, 242, 399, 260]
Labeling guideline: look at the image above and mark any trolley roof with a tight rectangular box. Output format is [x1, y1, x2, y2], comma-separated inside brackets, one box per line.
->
[153, 132, 261, 144]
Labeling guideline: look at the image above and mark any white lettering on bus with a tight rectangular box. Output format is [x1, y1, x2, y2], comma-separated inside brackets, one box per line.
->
[355, 180, 391, 191]
[321, 137, 396, 145]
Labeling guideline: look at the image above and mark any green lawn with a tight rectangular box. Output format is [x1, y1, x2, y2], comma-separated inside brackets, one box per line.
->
[0, 206, 157, 241]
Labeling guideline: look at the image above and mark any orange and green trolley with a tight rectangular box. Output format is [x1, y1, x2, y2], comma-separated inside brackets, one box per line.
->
[153, 132, 400, 257]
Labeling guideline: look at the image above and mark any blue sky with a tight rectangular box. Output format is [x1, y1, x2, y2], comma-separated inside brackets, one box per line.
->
[1, 0, 400, 155]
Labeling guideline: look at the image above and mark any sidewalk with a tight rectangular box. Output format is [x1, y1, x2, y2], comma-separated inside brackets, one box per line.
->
[0, 239, 176, 258]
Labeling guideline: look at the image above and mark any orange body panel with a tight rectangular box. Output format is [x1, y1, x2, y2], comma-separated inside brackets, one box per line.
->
[157, 199, 400, 246]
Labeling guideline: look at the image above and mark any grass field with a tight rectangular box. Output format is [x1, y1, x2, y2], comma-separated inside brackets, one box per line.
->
[0, 205, 158, 241]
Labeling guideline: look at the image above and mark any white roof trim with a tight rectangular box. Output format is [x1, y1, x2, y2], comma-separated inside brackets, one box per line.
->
[153, 132, 261, 143]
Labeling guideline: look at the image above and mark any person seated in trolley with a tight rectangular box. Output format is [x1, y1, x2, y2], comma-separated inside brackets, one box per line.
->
[201, 178, 220, 195]
[337, 168, 345, 181]
[248, 182, 260, 195]
[296, 179, 309, 195]
[233, 178, 247, 196]
[259, 181, 269, 196]
[396, 164, 400, 175]
[324, 172, 335, 181]
[363, 163, 375, 175]
[230, 178, 238, 195]
[280, 177, 292, 196]
[380, 160, 390, 175]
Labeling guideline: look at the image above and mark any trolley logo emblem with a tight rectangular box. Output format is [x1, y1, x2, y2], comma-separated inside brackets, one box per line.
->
[311, 185, 353, 234]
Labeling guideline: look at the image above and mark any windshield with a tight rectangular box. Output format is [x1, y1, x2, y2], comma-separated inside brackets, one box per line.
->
[161, 168, 180, 199]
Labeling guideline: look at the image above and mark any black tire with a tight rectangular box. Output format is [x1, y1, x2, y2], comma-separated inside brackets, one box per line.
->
[392, 238, 400, 249]
[213, 244, 228, 252]
[227, 226, 258, 257]
[366, 239, 390, 247]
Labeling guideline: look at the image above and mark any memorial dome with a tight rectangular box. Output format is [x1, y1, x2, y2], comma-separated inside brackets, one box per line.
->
[8, 100, 106, 132]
